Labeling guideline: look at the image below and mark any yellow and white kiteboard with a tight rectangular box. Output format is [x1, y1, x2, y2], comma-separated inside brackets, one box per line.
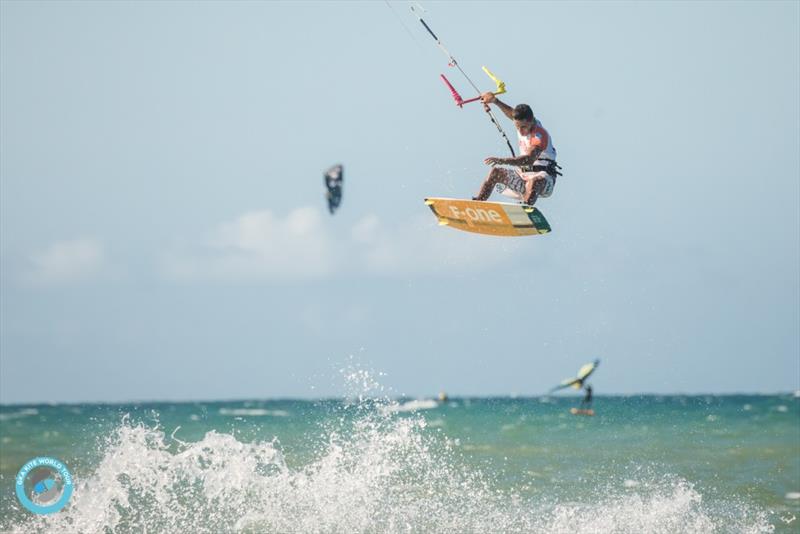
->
[424, 197, 551, 237]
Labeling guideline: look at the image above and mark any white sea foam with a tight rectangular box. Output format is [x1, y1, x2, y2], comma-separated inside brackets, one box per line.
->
[539, 480, 771, 534]
[7, 413, 773, 534]
[381, 399, 439, 414]
[0, 408, 38, 421]
[218, 408, 290, 417]
[4, 369, 775, 534]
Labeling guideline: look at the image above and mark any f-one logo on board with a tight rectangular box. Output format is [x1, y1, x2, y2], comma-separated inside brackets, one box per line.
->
[448, 205, 503, 226]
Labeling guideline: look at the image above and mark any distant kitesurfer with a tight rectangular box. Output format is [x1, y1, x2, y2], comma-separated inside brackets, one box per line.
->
[473, 93, 561, 206]
[580, 385, 593, 409]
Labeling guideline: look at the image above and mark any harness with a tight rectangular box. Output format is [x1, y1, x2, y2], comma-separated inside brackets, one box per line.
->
[523, 158, 563, 178]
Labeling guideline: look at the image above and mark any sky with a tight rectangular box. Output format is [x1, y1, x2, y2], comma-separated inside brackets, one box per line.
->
[1, 0, 798, 404]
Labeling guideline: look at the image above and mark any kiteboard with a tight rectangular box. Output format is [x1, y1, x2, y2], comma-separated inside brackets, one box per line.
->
[570, 408, 595, 416]
[424, 198, 551, 237]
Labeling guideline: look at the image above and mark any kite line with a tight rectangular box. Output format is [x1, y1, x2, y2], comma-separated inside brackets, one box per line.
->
[409, 4, 516, 156]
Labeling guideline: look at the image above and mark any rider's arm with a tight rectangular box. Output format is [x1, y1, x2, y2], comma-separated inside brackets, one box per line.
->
[492, 98, 515, 120]
[504, 147, 542, 168]
[481, 92, 514, 120]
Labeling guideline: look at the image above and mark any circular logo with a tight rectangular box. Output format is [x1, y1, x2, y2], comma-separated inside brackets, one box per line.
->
[15, 457, 73, 514]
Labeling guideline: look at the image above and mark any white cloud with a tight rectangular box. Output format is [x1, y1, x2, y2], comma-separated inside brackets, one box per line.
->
[27, 238, 106, 285]
[162, 207, 338, 282]
[162, 206, 535, 283]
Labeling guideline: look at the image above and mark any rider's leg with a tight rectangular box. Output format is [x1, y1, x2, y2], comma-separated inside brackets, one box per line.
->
[523, 177, 543, 205]
[473, 167, 508, 201]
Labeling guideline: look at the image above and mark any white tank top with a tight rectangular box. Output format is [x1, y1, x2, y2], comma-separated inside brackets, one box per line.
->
[517, 120, 557, 165]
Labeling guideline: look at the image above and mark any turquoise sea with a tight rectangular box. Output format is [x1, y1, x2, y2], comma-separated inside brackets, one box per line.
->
[1, 391, 798, 533]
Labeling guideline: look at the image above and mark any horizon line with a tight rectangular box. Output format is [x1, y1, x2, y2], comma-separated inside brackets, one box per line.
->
[2, 390, 799, 408]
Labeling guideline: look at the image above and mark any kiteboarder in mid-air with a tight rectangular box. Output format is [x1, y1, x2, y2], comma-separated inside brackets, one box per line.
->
[324, 164, 343, 214]
[404, 3, 561, 234]
[472, 93, 561, 206]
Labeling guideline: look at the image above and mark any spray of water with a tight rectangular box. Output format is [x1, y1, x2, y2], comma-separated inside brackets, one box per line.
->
[7, 365, 773, 533]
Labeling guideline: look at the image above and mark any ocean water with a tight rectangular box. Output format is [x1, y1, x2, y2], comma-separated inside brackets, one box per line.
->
[1, 388, 798, 533]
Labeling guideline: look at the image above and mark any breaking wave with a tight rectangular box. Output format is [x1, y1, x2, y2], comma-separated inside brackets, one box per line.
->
[4, 370, 773, 533]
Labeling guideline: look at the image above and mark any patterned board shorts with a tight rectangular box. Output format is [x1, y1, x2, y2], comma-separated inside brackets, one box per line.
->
[495, 168, 555, 199]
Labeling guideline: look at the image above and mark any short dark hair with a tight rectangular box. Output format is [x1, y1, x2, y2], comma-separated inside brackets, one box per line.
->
[512, 104, 534, 122]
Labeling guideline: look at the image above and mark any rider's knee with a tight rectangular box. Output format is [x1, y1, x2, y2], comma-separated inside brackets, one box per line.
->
[488, 168, 504, 182]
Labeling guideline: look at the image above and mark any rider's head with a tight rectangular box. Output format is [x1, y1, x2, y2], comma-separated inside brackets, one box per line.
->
[513, 104, 535, 134]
